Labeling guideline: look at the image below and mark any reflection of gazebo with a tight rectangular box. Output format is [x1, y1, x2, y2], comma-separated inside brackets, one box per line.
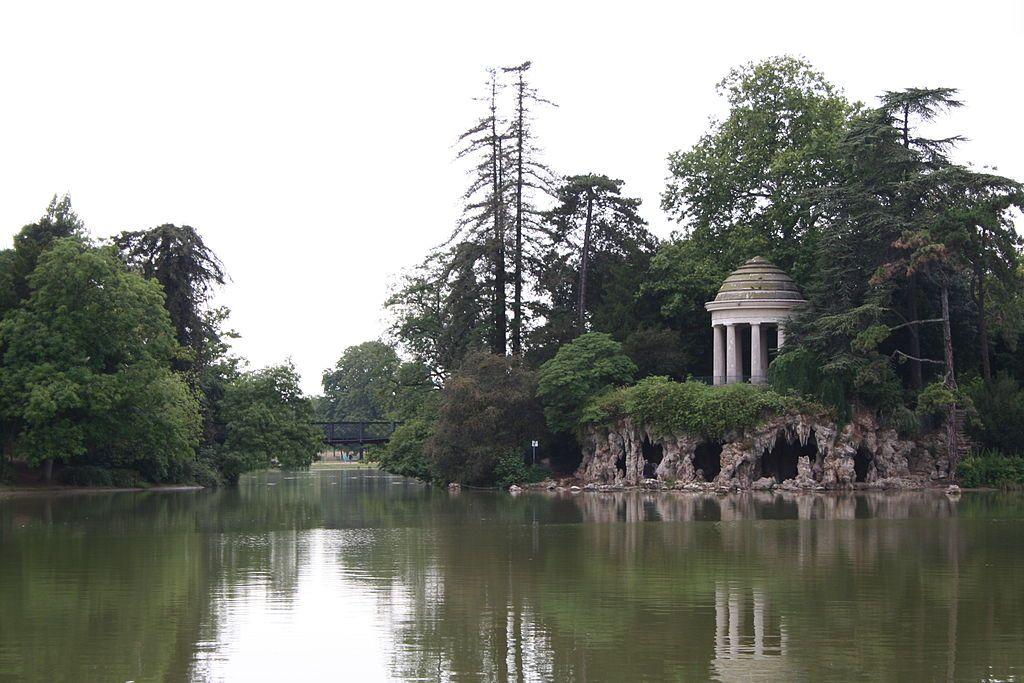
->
[712, 583, 792, 681]
[705, 257, 805, 385]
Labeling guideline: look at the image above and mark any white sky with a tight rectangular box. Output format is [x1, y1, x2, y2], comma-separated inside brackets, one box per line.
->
[1, 0, 1022, 394]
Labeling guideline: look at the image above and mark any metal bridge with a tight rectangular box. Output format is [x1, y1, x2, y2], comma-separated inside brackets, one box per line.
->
[314, 421, 401, 448]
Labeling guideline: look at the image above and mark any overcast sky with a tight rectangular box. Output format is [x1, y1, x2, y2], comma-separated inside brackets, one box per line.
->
[1, 0, 1021, 393]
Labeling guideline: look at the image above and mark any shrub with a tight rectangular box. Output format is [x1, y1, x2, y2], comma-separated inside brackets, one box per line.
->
[493, 451, 547, 489]
[958, 450, 1024, 489]
[108, 468, 144, 488]
[537, 332, 636, 434]
[56, 465, 113, 487]
[426, 352, 544, 486]
[378, 413, 435, 481]
[769, 347, 853, 421]
[916, 381, 956, 421]
[964, 374, 1024, 454]
[581, 377, 825, 438]
[186, 453, 224, 488]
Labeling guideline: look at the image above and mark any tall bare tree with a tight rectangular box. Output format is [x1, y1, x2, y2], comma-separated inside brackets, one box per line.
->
[454, 69, 513, 354]
[502, 61, 554, 356]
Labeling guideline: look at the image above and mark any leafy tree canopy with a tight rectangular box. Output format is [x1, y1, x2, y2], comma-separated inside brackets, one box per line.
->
[426, 352, 543, 486]
[0, 238, 200, 479]
[321, 341, 403, 422]
[219, 362, 322, 481]
[115, 224, 227, 372]
[537, 332, 637, 434]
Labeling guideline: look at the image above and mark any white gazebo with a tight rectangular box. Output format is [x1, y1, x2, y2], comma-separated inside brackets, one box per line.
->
[705, 257, 805, 385]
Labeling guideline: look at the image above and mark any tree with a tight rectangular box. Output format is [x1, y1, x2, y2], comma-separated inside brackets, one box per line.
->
[661, 56, 854, 285]
[387, 241, 491, 384]
[321, 341, 401, 421]
[7, 194, 85, 303]
[454, 69, 512, 355]
[115, 224, 227, 376]
[544, 174, 651, 332]
[651, 57, 854, 375]
[502, 60, 554, 356]
[780, 88, 1023, 474]
[621, 327, 687, 380]
[536, 333, 636, 434]
[218, 362, 322, 482]
[0, 238, 200, 481]
[425, 352, 543, 486]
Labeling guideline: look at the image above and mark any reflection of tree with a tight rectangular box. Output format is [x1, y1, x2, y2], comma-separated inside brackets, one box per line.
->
[2, 474, 1021, 681]
[0, 491, 214, 680]
[330, 486, 1024, 681]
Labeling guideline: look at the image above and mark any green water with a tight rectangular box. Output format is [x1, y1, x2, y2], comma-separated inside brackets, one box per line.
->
[1, 467, 1022, 682]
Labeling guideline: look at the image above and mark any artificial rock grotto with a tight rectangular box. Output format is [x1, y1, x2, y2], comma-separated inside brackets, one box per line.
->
[576, 410, 950, 491]
[569, 257, 951, 492]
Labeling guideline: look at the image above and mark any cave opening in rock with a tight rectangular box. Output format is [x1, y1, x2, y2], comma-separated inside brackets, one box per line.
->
[642, 438, 663, 478]
[615, 450, 626, 477]
[760, 433, 809, 482]
[854, 446, 872, 482]
[693, 442, 723, 482]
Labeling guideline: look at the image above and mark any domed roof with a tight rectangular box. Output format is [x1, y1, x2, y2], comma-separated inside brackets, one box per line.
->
[713, 256, 803, 303]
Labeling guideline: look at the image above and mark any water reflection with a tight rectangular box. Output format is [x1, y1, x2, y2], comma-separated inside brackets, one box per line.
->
[1, 470, 1022, 681]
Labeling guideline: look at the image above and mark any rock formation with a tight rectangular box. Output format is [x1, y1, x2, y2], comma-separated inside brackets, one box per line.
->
[577, 409, 946, 490]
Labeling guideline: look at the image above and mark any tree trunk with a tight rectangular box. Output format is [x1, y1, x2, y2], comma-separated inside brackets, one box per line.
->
[901, 105, 923, 390]
[511, 75, 524, 357]
[42, 457, 54, 483]
[577, 193, 594, 332]
[975, 239, 992, 381]
[941, 285, 960, 477]
[490, 110, 507, 356]
[906, 274, 924, 390]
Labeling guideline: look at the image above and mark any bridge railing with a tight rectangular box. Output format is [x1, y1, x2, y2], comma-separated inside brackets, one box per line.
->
[313, 421, 401, 444]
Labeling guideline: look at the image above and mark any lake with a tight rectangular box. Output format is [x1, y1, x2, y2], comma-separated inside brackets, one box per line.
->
[1, 466, 1022, 681]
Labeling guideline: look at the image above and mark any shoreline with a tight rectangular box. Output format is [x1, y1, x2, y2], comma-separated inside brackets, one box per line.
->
[0, 483, 205, 498]
[512, 479, 987, 495]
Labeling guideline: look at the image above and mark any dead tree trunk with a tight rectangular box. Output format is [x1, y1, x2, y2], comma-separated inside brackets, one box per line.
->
[941, 285, 960, 477]
[577, 192, 594, 331]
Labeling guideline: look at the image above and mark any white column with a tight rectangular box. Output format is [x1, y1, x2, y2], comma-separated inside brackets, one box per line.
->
[777, 322, 786, 349]
[725, 324, 738, 384]
[761, 326, 770, 374]
[750, 323, 764, 384]
[713, 325, 725, 385]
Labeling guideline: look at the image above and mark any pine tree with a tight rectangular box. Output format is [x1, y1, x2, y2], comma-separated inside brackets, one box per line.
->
[502, 61, 554, 356]
[454, 69, 513, 354]
[544, 174, 649, 332]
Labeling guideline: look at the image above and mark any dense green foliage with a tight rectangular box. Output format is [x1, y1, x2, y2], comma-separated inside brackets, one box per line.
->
[217, 363, 322, 482]
[581, 377, 822, 439]
[425, 352, 544, 486]
[493, 451, 547, 489]
[958, 450, 1024, 489]
[376, 413, 435, 481]
[0, 198, 326, 487]
[320, 341, 402, 421]
[536, 333, 636, 433]
[964, 374, 1024, 454]
[115, 224, 227, 374]
[0, 238, 201, 481]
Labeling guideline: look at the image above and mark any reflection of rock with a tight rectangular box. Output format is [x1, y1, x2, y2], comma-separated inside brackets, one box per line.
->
[713, 583, 792, 682]
[548, 489, 957, 524]
[577, 408, 940, 490]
